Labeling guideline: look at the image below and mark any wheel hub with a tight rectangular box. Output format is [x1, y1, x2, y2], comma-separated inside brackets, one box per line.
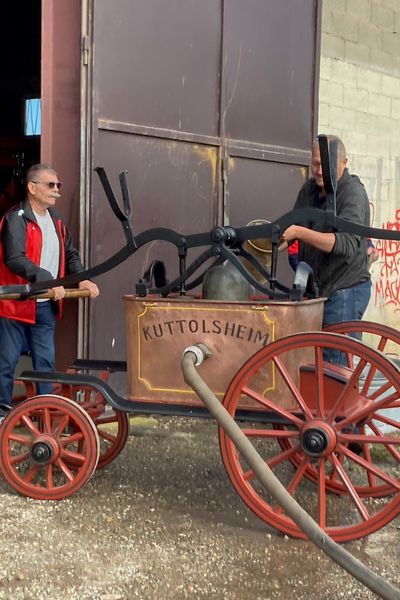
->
[31, 442, 52, 463]
[300, 420, 337, 457]
[30, 435, 60, 464]
[302, 429, 327, 455]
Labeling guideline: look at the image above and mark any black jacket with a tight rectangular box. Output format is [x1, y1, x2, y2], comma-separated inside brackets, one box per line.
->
[1, 199, 84, 283]
[293, 169, 370, 296]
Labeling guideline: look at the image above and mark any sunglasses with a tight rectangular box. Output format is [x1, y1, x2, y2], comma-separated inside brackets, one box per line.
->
[31, 181, 63, 190]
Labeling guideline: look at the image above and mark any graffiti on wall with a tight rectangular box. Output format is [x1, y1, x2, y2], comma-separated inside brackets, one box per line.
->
[372, 206, 400, 312]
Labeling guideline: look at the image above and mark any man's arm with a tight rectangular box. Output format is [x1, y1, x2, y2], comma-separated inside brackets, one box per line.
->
[281, 225, 336, 253]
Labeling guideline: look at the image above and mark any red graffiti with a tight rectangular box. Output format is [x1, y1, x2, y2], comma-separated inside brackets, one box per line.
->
[374, 209, 400, 311]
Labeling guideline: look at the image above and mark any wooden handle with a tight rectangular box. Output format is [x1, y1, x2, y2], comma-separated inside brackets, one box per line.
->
[0, 288, 91, 300]
[39, 289, 91, 299]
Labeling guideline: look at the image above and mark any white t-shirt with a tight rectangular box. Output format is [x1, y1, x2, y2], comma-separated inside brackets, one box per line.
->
[34, 210, 60, 301]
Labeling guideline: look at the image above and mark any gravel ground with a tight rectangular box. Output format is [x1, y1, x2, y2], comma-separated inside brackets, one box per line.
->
[0, 416, 398, 600]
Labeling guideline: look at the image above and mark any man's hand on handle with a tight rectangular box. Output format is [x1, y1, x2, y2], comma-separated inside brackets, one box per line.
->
[79, 280, 100, 299]
[51, 286, 66, 301]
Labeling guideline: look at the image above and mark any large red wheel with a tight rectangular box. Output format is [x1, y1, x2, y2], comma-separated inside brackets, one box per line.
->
[0, 395, 100, 500]
[277, 321, 400, 497]
[219, 332, 400, 542]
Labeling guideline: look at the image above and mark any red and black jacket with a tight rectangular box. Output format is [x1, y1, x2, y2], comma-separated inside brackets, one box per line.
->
[0, 200, 84, 323]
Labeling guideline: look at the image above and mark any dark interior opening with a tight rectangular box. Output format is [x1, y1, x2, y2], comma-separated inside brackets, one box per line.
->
[0, 1, 41, 214]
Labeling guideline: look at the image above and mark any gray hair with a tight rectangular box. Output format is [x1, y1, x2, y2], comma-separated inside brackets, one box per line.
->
[313, 135, 347, 162]
[26, 163, 57, 183]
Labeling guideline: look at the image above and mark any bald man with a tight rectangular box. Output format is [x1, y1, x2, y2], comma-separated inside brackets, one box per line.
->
[282, 135, 371, 363]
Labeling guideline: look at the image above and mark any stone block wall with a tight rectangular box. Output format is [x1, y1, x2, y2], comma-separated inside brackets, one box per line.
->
[319, 0, 400, 331]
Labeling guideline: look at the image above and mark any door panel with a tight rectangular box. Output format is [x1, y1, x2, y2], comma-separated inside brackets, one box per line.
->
[92, 0, 221, 136]
[86, 0, 321, 364]
[222, 0, 317, 149]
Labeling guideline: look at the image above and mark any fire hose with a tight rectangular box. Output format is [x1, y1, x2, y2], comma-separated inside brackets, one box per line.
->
[181, 344, 400, 600]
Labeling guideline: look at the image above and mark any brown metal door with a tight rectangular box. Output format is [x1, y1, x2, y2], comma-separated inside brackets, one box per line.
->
[85, 0, 321, 364]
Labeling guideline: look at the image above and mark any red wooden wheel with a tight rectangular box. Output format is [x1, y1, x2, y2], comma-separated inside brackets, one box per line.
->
[219, 332, 400, 542]
[0, 395, 100, 500]
[277, 321, 400, 497]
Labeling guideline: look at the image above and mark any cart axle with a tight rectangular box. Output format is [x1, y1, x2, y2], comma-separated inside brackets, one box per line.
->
[301, 421, 337, 457]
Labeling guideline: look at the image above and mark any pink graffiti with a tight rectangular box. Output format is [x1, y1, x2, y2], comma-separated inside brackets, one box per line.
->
[374, 208, 400, 311]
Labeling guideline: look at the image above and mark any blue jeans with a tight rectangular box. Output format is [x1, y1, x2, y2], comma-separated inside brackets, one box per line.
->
[0, 301, 56, 408]
[322, 280, 372, 364]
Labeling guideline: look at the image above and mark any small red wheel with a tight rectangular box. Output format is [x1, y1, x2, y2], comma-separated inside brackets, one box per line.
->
[0, 395, 100, 500]
[219, 332, 400, 542]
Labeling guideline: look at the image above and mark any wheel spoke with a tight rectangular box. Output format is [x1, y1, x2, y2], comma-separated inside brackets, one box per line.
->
[97, 429, 117, 443]
[43, 408, 52, 434]
[372, 413, 400, 431]
[339, 445, 400, 490]
[55, 458, 75, 481]
[242, 386, 305, 427]
[329, 357, 367, 422]
[340, 432, 400, 446]
[46, 464, 54, 489]
[315, 346, 325, 418]
[20, 414, 41, 436]
[339, 389, 399, 430]
[10, 451, 31, 466]
[9, 433, 32, 446]
[360, 363, 379, 396]
[330, 454, 370, 520]
[274, 455, 311, 515]
[96, 414, 117, 425]
[361, 443, 378, 488]
[267, 445, 302, 469]
[22, 464, 40, 484]
[370, 380, 397, 401]
[327, 453, 345, 484]
[377, 335, 389, 353]
[273, 356, 313, 419]
[367, 421, 400, 461]
[52, 413, 70, 436]
[60, 431, 84, 446]
[60, 448, 86, 465]
[243, 428, 300, 440]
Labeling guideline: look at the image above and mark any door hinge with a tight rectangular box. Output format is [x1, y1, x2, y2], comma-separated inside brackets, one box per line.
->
[82, 36, 90, 66]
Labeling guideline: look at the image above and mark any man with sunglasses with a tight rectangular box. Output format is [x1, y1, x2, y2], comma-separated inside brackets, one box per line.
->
[0, 163, 99, 421]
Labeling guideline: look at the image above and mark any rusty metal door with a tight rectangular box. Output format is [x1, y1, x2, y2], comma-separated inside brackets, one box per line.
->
[85, 0, 321, 363]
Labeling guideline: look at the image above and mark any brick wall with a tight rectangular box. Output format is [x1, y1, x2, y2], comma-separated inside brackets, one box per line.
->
[319, 0, 400, 332]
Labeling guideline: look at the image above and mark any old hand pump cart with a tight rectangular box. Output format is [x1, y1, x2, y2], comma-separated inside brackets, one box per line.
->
[0, 136, 399, 543]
